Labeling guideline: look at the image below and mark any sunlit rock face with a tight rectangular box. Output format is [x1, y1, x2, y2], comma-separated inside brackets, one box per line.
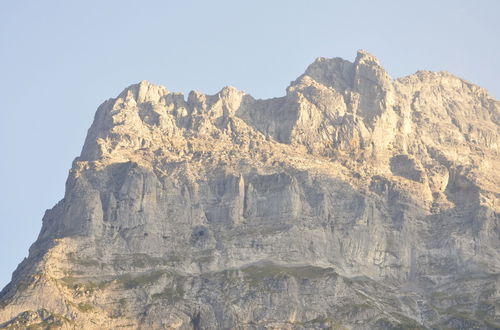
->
[1, 51, 499, 329]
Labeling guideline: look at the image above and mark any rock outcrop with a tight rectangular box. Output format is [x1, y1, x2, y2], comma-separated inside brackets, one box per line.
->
[1, 50, 499, 329]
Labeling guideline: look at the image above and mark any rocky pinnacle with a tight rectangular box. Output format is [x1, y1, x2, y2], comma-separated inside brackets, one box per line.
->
[0, 51, 499, 329]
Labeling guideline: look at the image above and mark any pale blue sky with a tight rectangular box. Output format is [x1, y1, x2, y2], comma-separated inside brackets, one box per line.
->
[0, 0, 498, 288]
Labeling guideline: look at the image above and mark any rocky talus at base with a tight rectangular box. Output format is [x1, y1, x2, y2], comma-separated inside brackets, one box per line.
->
[0, 50, 499, 329]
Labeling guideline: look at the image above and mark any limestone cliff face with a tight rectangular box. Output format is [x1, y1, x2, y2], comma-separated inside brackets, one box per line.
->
[1, 51, 499, 329]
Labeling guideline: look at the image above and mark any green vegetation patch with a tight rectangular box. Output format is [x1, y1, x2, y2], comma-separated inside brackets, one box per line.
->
[2, 309, 73, 330]
[129, 253, 169, 268]
[118, 269, 169, 289]
[303, 316, 346, 329]
[390, 313, 426, 329]
[67, 300, 95, 314]
[109, 253, 170, 269]
[66, 252, 100, 267]
[241, 262, 336, 286]
[374, 316, 425, 330]
[59, 276, 109, 292]
[76, 302, 94, 313]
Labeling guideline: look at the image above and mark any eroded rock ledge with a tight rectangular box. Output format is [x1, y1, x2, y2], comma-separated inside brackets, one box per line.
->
[1, 51, 499, 329]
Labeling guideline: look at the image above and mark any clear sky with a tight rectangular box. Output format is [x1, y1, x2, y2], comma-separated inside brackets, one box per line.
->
[0, 0, 498, 289]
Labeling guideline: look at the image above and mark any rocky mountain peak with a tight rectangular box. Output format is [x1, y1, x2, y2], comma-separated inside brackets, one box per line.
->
[118, 80, 170, 104]
[354, 49, 382, 66]
[297, 55, 355, 91]
[1, 51, 499, 329]
[295, 49, 390, 92]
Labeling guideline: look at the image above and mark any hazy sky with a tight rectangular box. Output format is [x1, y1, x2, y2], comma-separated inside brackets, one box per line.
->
[0, 0, 498, 288]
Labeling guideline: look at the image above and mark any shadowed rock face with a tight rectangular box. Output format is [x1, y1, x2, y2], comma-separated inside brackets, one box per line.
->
[1, 50, 499, 329]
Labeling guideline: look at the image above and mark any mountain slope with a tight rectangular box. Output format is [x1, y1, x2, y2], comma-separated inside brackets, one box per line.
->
[1, 50, 499, 329]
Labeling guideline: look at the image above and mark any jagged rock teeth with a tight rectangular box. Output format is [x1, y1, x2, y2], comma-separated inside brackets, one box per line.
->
[1, 52, 499, 329]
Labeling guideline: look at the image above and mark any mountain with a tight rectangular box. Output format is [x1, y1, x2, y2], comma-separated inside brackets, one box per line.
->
[0, 50, 499, 329]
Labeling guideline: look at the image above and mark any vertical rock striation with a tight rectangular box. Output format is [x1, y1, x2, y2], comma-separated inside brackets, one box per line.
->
[1, 51, 499, 329]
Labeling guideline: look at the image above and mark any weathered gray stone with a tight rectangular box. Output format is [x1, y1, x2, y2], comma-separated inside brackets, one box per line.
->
[0, 50, 499, 329]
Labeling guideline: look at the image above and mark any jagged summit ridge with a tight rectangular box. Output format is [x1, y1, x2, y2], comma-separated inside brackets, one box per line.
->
[295, 49, 388, 91]
[0, 51, 499, 329]
[80, 50, 498, 176]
